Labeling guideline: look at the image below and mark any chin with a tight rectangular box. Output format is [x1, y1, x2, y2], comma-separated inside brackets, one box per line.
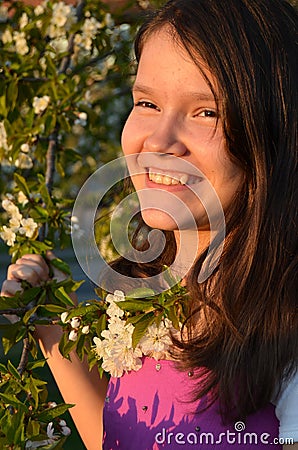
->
[141, 209, 179, 231]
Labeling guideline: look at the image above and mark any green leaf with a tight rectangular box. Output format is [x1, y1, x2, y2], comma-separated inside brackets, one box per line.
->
[66, 303, 102, 320]
[131, 312, 155, 348]
[27, 375, 47, 409]
[58, 331, 68, 357]
[76, 333, 86, 361]
[35, 403, 74, 422]
[126, 287, 156, 298]
[26, 359, 47, 370]
[7, 360, 21, 380]
[0, 363, 8, 374]
[117, 299, 154, 313]
[6, 79, 18, 112]
[21, 286, 44, 305]
[28, 332, 38, 359]
[0, 295, 21, 310]
[22, 305, 40, 324]
[54, 287, 74, 307]
[166, 305, 180, 330]
[50, 258, 71, 275]
[0, 322, 23, 354]
[0, 393, 25, 409]
[42, 304, 67, 313]
[13, 173, 31, 197]
[95, 313, 107, 337]
[27, 418, 40, 438]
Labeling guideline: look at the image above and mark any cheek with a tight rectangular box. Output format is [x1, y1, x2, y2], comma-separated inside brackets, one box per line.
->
[121, 120, 132, 156]
[121, 114, 144, 156]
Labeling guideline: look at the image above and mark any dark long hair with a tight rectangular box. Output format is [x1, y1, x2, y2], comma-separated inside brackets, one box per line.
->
[113, 0, 298, 422]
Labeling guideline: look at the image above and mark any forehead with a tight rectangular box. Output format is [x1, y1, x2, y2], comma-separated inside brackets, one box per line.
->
[135, 28, 218, 97]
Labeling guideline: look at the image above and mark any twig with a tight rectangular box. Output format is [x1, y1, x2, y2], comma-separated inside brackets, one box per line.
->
[0, 308, 27, 315]
[59, 0, 86, 74]
[17, 336, 30, 376]
[45, 126, 59, 194]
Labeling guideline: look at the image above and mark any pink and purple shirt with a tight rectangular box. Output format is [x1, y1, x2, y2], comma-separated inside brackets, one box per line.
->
[103, 357, 281, 449]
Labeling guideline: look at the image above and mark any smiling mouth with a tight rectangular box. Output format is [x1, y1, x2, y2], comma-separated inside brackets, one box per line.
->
[148, 168, 201, 186]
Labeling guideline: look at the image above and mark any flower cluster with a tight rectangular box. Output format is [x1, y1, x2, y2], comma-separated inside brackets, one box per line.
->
[32, 96, 50, 115]
[0, 194, 38, 246]
[92, 291, 175, 377]
[61, 311, 90, 342]
[48, 1, 77, 39]
[25, 418, 71, 449]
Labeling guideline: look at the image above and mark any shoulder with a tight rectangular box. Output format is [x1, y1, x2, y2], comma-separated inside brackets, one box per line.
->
[274, 370, 298, 443]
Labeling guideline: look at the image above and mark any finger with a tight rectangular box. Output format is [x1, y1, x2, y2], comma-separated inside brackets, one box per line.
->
[8, 264, 42, 286]
[46, 250, 56, 261]
[1, 279, 23, 297]
[17, 254, 50, 277]
[46, 251, 68, 282]
[15, 256, 49, 281]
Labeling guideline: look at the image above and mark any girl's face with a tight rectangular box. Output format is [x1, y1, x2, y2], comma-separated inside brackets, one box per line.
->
[122, 28, 243, 231]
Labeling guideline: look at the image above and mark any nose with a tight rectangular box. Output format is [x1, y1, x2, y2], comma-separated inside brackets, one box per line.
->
[143, 117, 187, 156]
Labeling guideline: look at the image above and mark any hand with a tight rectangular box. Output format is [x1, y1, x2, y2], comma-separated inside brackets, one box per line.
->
[1, 252, 69, 322]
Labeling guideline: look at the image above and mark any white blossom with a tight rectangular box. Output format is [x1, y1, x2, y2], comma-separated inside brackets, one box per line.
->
[138, 319, 173, 360]
[61, 425, 71, 436]
[106, 290, 125, 304]
[47, 422, 59, 442]
[0, 226, 16, 246]
[70, 316, 81, 329]
[19, 217, 38, 238]
[34, 5, 45, 16]
[60, 311, 69, 323]
[1, 28, 13, 44]
[51, 36, 68, 54]
[9, 217, 21, 232]
[20, 143, 30, 153]
[33, 95, 50, 114]
[2, 198, 16, 213]
[0, 121, 8, 150]
[59, 419, 71, 436]
[68, 329, 78, 341]
[81, 325, 90, 334]
[104, 13, 114, 29]
[17, 191, 28, 206]
[48, 2, 76, 38]
[13, 31, 29, 55]
[19, 13, 29, 29]
[48, 401, 57, 408]
[11, 208, 23, 223]
[93, 318, 142, 377]
[15, 153, 33, 169]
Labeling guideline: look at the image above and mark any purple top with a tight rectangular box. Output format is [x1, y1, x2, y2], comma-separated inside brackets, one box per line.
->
[103, 357, 281, 449]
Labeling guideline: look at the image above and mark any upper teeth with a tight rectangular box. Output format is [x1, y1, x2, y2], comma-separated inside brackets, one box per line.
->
[148, 169, 198, 186]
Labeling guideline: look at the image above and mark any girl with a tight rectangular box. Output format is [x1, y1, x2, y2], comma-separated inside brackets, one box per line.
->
[1, 0, 297, 449]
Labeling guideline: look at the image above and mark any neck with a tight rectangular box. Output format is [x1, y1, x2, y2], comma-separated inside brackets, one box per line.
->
[172, 229, 210, 280]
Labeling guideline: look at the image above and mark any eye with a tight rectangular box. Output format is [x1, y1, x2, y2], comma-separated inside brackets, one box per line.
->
[196, 109, 218, 118]
[135, 101, 159, 110]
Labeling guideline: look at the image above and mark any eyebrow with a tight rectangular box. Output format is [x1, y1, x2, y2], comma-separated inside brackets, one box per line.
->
[132, 83, 216, 102]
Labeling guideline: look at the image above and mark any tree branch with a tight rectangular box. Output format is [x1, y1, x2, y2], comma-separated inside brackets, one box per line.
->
[17, 336, 30, 376]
